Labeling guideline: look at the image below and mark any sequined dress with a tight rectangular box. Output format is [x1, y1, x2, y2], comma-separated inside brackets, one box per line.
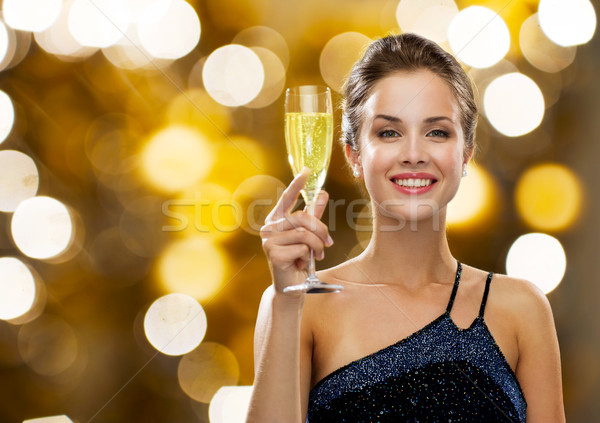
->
[307, 262, 527, 422]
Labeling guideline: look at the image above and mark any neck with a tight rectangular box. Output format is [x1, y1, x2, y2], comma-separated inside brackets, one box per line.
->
[353, 205, 456, 289]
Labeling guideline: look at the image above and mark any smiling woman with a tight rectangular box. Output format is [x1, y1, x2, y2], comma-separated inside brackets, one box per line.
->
[247, 33, 565, 423]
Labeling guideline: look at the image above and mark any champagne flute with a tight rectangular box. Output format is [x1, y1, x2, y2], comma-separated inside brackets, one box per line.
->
[283, 85, 343, 294]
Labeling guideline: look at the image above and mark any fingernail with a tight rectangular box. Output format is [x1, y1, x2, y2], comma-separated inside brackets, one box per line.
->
[326, 235, 334, 246]
[318, 250, 325, 260]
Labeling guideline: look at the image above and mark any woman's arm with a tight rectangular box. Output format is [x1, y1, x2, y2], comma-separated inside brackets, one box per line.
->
[514, 279, 565, 422]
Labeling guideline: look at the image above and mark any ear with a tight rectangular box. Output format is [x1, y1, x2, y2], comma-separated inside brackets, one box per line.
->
[463, 148, 474, 167]
[345, 144, 360, 168]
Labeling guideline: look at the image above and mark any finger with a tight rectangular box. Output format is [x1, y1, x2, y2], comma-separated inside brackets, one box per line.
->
[311, 190, 329, 220]
[268, 167, 310, 221]
[267, 226, 327, 258]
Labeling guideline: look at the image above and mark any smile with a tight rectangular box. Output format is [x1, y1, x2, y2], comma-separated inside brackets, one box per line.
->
[392, 178, 434, 188]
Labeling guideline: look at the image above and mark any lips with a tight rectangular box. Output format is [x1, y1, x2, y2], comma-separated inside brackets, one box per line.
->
[390, 172, 437, 194]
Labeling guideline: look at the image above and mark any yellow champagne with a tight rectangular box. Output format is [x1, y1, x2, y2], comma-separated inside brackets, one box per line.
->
[285, 112, 333, 204]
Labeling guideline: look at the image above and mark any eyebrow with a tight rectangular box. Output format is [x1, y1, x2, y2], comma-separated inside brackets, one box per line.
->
[374, 114, 454, 124]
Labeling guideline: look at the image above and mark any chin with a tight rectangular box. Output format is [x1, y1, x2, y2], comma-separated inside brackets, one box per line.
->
[375, 202, 445, 231]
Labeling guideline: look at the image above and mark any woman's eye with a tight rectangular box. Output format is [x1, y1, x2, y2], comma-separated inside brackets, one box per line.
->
[379, 129, 399, 138]
[428, 129, 449, 138]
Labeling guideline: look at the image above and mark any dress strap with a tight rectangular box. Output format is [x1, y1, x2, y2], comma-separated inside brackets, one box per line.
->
[478, 272, 494, 318]
[445, 261, 462, 313]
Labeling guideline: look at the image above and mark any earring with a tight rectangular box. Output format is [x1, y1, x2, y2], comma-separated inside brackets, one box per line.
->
[353, 167, 361, 178]
[462, 167, 468, 177]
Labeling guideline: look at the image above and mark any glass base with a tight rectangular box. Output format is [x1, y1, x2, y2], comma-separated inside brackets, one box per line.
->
[283, 276, 344, 294]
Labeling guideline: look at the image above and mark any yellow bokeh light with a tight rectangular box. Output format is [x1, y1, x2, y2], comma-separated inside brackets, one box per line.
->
[11, 196, 74, 260]
[18, 314, 78, 376]
[538, 0, 596, 47]
[209, 386, 253, 423]
[515, 163, 583, 231]
[138, 0, 200, 60]
[68, 0, 130, 48]
[245, 47, 286, 109]
[448, 6, 510, 68]
[157, 236, 228, 302]
[0, 257, 36, 321]
[319, 32, 372, 93]
[144, 293, 207, 356]
[232, 26, 290, 69]
[0, 150, 39, 212]
[3, 0, 62, 32]
[520, 13, 576, 73]
[167, 89, 232, 140]
[232, 175, 286, 236]
[102, 27, 154, 70]
[23, 416, 73, 423]
[177, 342, 239, 403]
[396, 0, 458, 43]
[483, 72, 545, 137]
[0, 90, 15, 144]
[164, 183, 241, 240]
[506, 232, 566, 294]
[140, 125, 215, 193]
[203, 44, 265, 107]
[447, 163, 494, 227]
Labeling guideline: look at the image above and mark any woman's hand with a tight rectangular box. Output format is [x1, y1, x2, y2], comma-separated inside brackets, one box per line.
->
[259, 168, 334, 295]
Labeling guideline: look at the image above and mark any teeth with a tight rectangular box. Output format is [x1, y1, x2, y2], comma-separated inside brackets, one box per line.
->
[393, 178, 433, 188]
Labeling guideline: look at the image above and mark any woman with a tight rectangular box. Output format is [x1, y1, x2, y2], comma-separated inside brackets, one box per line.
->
[247, 33, 565, 422]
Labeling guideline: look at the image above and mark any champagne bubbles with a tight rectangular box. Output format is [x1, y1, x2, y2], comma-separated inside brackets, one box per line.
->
[11, 196, 74, 260]
[0, 257, 36, 321]
[0, 91, 15, 144]
[483, 72, 545, 137]
[203, 45, 265, 107]
[0, 150, 39, 212]
[144, 293, 207, 356]
[506, 233, 566, 294]
[448, 6, 510, 68]
[538, 0, 596, 47]
[3, 0, 62, 32]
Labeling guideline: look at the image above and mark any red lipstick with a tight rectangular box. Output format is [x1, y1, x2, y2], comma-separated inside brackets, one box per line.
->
[390, 172, 437, 195]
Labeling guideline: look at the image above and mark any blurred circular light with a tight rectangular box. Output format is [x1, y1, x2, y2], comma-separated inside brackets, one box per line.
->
[448, 6, 510, 68]
[0, 257, 35, 320]
[506, 232, 566, 293]
[209, 386, 253, 423]
[177, 342, 239, 403]
[203, 44, 265, 107]
[0, 91, 15, 144]
[138, 0, 200, 59]
[520, 13, 576, 73]
[0, 27, 32, 72]
[140, 125, 214, 193]
[483, 72, 545, 136]
[102, 27, 153, 70]
[11, 196, 73, 259]
[144, 293, 207, 356]
[23, 416, 73, 423]
[245, 47, 286, 109]
[447, 163, 493, 226]
[515, 163, 583, 231]
[396, 0, 459, 43]
[232, 26, 290, 69]
[232, 175, 286, 236]
[157, 237, 227, 302]
[209, 135, 267, 192]
[167, 89, 231, 139]
[3, 0, 62, 32]
[0, 150, 39, 212]
[18, 314, 78, 376]
[319, 32, 372, 93]
[68, 0, 130, 48]
[538, 0, 596, 47]
[0, 22, 10, 64]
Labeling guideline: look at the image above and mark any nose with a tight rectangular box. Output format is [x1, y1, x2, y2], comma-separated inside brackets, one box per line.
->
[399, 133, 429, 166]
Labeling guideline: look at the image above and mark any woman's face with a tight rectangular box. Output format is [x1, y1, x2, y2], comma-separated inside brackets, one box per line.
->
[348, 70, 469, 225]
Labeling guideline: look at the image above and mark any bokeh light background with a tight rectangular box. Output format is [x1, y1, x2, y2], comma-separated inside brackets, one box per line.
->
[0, 0, 598, 421]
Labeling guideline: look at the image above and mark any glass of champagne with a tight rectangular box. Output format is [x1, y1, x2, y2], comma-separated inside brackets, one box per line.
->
[283, 85, 343, 294]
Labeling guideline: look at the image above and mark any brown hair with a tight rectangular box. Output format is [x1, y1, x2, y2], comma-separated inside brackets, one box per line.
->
[342, 33, 478, 161]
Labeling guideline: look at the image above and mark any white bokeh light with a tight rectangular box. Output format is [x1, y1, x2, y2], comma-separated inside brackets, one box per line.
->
[68, 0, 130, 48]
[0, 257, 36, 321]
[506, 233, 566, 294]
[138, 0, 200, 59]
[0, 90, 15, 144]
[144, 293, 207, 356]
[23, 416, 73, 423]
[538, 0, 596, 47]
[3, 0, 62, 32]
[484, 72, 545, 137]
[209, 386, 253, 423]
[396, 0, 459, 43]
[0, 150, 39, 212]
[203, 44, 265, 107]
[448, 6, 510, 68]
[11, 196, 73, 259]
[0, 21, 10, 64]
